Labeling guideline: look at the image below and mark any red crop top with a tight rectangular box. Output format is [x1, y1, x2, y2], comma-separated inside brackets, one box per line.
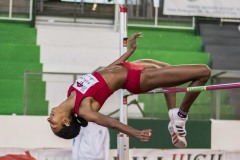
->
[67, 72, 113, 116]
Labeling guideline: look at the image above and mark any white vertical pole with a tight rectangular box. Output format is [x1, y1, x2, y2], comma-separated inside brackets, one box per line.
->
[9, 0, 13, 19]
[153, 0, 160, 26]
[192, 16, 196, 30]
[114, 3, 119, 32]
[154, 7, 158, 26]
[29, 0, 33, 20]
[117, 5, 129, 160]
[216, 90, 221, 119]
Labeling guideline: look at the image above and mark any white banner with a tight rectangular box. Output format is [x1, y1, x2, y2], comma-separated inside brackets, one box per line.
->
[1, 148, 240, 160]
[110, 149, 240, 160]
[163, 0, 240, 18]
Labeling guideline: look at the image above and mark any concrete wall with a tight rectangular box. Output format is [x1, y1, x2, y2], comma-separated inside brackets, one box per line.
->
[0, 115, 71, 148]
[211, 119, 240, 150]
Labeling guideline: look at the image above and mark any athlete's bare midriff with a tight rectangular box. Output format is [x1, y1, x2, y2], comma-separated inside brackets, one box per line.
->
[97, 64, 128, 91]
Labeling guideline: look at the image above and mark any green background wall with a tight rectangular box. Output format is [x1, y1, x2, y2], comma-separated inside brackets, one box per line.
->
[109, 119, 211, 149]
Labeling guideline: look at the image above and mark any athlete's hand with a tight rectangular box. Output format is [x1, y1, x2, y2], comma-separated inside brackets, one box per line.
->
[139, 129, 152, 142]
[129, 32, 142, 50]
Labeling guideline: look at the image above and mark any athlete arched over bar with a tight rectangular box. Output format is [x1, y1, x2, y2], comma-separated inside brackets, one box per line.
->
[47, 33, 211, 148]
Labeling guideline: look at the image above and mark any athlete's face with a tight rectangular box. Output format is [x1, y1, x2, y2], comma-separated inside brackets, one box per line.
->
[47, 107, 70, 133]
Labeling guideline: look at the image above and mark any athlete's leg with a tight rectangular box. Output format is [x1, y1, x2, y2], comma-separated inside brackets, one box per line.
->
[133, 59, 176, 110]
[140, 64, 211, 148]
[140, 64, 211, 111]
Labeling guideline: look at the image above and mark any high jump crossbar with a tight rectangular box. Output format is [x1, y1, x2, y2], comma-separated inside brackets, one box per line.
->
[123, 82, 240, 96]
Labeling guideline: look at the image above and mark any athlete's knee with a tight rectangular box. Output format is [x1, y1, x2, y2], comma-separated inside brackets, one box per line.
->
[199, 64, 211, 81]
[201, 64, 211, 76]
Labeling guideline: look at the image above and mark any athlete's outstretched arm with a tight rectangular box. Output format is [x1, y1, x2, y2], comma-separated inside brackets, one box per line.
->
[106, 32, 142, 68]
[78, 104, 151, 142]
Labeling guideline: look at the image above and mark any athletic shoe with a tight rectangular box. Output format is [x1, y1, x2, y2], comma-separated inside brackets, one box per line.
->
[168, 108, 188, 148]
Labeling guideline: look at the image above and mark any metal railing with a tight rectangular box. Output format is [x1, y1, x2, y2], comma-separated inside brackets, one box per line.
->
[23, 71, 85, 115]
[0, 0, 33, 21]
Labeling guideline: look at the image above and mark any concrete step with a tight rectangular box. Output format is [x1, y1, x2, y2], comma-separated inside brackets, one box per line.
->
[202, 36, 240, 46]
[40, 45, 118, 71]
[200, 23, 240, 38]
[204, 44, 240, 70]
[36, 23, 118, 47]
[36, 16, 114, 25]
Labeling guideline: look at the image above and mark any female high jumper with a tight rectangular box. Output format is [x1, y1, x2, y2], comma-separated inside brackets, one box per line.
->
[47, 32, 211, 148]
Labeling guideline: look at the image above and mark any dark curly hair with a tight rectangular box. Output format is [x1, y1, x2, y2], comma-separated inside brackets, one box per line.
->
[55, 113, 88, 139]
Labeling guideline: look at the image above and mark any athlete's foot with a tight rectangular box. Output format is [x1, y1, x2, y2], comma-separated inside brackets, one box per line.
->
[168, 108, 188, 148]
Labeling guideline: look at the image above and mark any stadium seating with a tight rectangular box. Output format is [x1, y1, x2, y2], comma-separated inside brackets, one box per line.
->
[0, 22, 48, 115]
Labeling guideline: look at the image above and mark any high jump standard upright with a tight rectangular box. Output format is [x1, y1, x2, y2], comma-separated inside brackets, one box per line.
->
[117, 5, 129, 160]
